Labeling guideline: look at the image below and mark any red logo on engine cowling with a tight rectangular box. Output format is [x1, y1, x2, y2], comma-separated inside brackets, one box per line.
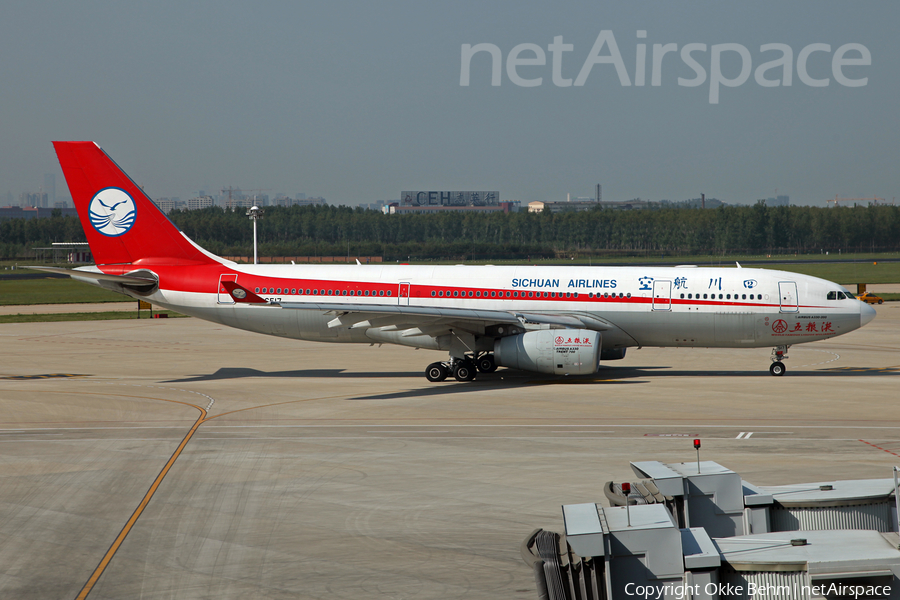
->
[772, 319, 788, 334]
[555, 336, 564, 345]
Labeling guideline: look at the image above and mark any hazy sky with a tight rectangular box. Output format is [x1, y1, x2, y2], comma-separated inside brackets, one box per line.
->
[1, 1, 897, 207]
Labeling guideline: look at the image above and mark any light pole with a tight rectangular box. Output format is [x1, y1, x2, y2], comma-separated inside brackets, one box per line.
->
[246, 205, 263, 264]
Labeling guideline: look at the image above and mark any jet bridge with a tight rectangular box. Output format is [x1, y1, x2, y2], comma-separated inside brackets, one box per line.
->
[522, 460, 900, 600]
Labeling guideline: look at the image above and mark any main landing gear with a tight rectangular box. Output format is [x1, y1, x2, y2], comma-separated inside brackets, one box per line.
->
[769, 345, 790, 376]
[425, 353, 497, 382]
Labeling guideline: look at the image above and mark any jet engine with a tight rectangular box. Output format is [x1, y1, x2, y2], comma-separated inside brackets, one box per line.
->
[493, 329, 601, 375]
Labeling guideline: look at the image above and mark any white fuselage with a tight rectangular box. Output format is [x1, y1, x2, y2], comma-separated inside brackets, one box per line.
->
[110, 263, 872, 353]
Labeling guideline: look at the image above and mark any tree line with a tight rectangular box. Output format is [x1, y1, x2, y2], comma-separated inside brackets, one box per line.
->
[3, 202, 900, 261]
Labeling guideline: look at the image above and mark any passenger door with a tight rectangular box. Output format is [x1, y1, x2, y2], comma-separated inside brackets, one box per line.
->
[778, 281, 799, 313]
[398, 282, 411, 306]
[217, 274, 238, 304]
[652, 280, 672, 311]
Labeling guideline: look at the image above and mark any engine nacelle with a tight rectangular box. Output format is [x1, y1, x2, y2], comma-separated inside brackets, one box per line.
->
[493, 329, 601, 375]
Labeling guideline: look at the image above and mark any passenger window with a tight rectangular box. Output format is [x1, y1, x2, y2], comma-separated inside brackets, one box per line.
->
[528, 292, 533, 298]
[726, 294, 730, 300]
[491, 291, 496, 297]
[255, 287, 260, 293]
[506, 291, 511, 297]
[468, 291, 473, 297]
[378, 290, 384, 296]
[387, 290, 392, 296]
[453, 291, 458, 297]
[476, 291, 481, 297]
[742, 294, 746, 300]
[513, 292, 518, 297]
[431, 291, 436, 297]
[703, 294, 708, 299]
[680, 293, 685, 299]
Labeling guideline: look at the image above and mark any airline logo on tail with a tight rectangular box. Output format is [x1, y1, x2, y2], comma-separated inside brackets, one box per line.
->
[88, 188, 137, 237]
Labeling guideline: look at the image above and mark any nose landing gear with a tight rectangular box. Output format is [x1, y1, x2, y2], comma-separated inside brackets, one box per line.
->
[769, 345, 790, 376]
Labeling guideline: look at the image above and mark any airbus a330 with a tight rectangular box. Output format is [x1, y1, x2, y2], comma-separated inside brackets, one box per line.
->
[37, 142, 876, 381]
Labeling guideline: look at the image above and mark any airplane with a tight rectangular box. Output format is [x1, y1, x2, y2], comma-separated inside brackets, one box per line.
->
[35, 141, 876, 381]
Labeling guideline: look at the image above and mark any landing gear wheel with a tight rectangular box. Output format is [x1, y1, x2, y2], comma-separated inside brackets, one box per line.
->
[769, 362, 786, 376]
[454, 361, 477, 382]
[425, 362, 449, 382]
[476, 354, 497, 373]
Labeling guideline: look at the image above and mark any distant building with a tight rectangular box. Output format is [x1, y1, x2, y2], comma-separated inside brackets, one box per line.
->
[295, 197, 326, 207]
[386, 201, 519, 215]
[360, 200, 391, 211]
[44, 174, 56, 207]
[765, 195, 790, 207]
[401, 190, 500, 207]
[19, 192, 47, 208]
[152, 197, 185, 214]
[271, 195, 327, 208]
[186, 195, 216, 211]
[225, 197, 256, 210]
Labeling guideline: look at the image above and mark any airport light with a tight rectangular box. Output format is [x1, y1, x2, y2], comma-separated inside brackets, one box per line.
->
[622, 482, 632, 527]
[694, 438, 701, 474]
[246, 205, 263, 264]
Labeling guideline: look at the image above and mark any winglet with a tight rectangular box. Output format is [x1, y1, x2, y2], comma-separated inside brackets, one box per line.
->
[219, 280, 269, 304]
[736, 262, 742, 268]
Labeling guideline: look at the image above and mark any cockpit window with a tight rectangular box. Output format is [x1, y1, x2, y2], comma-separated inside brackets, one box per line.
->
[827, 291, 837, 300]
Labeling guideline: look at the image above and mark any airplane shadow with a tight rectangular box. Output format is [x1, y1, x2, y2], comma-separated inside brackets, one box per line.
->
[163, 367, 422, 383]
[162, 365, 900, 399]
[349, 365, 900, 400]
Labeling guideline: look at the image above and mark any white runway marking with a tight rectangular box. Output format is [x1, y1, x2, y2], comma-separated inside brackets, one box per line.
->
[798, 349, 841, 368]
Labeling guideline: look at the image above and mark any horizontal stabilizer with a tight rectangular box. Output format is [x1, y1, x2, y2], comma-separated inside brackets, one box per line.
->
[24, 266, 157, 285]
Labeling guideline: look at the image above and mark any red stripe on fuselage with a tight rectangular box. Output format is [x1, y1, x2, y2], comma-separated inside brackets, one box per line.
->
[101, 263, 837, 311]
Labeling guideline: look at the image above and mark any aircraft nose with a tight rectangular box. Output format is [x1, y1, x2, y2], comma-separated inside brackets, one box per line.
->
[860, 301, 876, 327]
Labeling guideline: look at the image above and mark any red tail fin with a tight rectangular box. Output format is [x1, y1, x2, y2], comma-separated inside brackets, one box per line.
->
[53, 141, 216, 267]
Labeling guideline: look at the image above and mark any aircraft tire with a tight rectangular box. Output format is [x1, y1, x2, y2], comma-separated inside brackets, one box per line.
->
[425, 362, 449, 382]
[454, 361, 477, 382]
[476, 354, 497, 373]
[769, 362, 786, 376]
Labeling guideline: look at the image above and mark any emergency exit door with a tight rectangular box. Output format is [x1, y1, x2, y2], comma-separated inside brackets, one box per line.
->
[398, 282, 411, 305]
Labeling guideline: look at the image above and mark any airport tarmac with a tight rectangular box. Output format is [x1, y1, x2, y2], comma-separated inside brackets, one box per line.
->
[1, 305, 899, 599]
